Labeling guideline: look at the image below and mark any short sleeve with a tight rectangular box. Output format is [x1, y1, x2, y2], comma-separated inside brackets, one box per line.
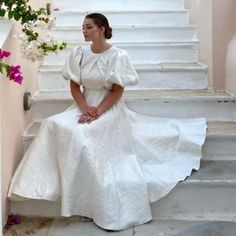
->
[62, 46, 82, 85]
[105, 49, 139, 88]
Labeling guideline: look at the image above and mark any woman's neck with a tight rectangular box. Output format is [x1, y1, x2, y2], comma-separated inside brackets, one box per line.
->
[91, 40, 112, 54]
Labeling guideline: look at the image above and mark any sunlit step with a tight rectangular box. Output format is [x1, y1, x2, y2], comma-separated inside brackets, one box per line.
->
[44, 42, 198, 65]
[39, 63, 208, 91]
[54, 10, 189, 27]
[51, 25, 197, 43]
[31, 90, 236, 122]
[54, 0, 185, 11]
[22, 121, 236, 161]
[10, 160, 236, 222]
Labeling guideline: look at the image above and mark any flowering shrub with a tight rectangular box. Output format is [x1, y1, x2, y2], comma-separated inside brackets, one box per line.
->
[0, 49, 24, 84]
[0, 0, 67, 61]
[4, 213, 22, 230]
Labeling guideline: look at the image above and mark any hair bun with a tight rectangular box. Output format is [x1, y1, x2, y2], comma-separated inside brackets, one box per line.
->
[106, 27, 112, 39]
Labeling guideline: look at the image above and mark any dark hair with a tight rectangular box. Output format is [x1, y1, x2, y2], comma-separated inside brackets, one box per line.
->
[85, 13, 112, 39]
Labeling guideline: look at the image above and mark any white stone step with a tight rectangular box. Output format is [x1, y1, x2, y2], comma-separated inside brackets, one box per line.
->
[54, 0, 185, 11]
[39, 63, 208, 91]
[22, 122, 236, 161]
[10, 160, 236, 222]
[51, 25, 197, 43]
[152, 161, 236, 222]
[49, 219, 236, 235]
[44, 42, 198, 65]
[203, 122, 236, 161]
[54, 10, 189, 27]
[31, 90, 236, 122]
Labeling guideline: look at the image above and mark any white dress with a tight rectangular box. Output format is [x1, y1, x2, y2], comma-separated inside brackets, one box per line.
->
[8, 45, 207, 230]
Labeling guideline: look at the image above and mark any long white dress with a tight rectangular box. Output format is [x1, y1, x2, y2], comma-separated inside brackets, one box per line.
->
[8, 45, 207, 230]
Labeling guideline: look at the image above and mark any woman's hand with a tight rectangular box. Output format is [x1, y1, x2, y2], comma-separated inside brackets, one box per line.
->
[85, 106, 99, 118]
[78, 114, 97, 124]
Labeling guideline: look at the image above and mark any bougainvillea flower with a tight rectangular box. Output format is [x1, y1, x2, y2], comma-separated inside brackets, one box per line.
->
[4, 213, 22, 230]
[10, 65, 21, 74]
[9, 65, 24, 84]
[14, 74, 24, 84]
[0, 49, 11, 60]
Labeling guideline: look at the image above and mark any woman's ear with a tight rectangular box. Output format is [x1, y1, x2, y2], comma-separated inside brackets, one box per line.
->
[100, 26, 105, 35]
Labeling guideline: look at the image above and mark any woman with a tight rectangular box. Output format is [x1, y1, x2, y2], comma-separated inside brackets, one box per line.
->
[8, 13, 207, 231]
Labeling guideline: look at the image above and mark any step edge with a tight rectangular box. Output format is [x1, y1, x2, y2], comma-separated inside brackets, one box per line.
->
[52, 25, 197, 30]
[54, 10, 189, 14]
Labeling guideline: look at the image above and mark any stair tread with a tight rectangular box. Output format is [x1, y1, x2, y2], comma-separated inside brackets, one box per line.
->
[20, 117, 236, 183]
[25, 121, 236, 137]
[67, 41, 199, 47]
[32, 90, 234, 102]
[55, 9, 189, 14]
[41, 62, 207, 71]
[53, 25, 196, 30]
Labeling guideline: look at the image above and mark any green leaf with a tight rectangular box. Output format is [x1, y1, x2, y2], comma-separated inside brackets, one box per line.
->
[6, 65, 10, 77]
[0, 8, 6, 17]
[14, 12, 22, 21]
[0, 63, 3, 74]
[8, 11, 14, 19]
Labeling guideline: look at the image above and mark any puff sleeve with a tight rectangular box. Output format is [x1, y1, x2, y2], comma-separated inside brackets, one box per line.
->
[105, 49, 139, 88]
[62, 46, 82, 85]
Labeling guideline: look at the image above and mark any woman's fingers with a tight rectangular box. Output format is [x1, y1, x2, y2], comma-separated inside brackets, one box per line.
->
[87, 117, 96, 124]
[78, 114, 96, 124]
[86, 106, 98, 118]
[78, 115, 88, 123]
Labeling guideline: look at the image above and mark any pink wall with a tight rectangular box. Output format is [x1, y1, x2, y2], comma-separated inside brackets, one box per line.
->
[1, 0, 53, 225]
[1, 24, 39, 225]
[185, 0, 236, 93]
[225, 3, 236, 94]
[213, 0, 236, 91]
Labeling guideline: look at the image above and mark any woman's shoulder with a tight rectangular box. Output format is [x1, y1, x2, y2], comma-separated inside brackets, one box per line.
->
[112, 46, 127, 54]
[70, 45, 84, 58]
[108, 46, 130, 60]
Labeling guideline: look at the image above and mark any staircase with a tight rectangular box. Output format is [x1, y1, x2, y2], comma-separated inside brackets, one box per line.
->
[10, 0, 236, 224]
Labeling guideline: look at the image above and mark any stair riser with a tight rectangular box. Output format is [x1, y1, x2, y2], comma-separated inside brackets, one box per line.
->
[44, 44, 198, 65]
[38, 69, 208, 91]
[31, 98, 235, 122]
[51, 27, 197, 43]
[127, 99, 235, 121]
[10, 182, 236, 221]
[151, 183, 236, 221]
[54, 11, 189, 27]
[22, 133, 236, 161]
[203, 135, 236, 161]
[54, 0, 184, 11]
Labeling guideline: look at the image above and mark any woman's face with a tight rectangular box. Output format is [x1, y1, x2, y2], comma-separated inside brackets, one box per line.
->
[82, 18, 104, 42]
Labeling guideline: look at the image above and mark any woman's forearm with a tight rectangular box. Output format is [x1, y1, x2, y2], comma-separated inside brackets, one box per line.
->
[97, 84, 124, 115]
[70, 80, 88, 112]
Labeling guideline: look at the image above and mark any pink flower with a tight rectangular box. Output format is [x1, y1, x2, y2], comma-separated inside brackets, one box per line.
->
[0, 49, 11, 60]
[53, 8, 59, 11]
[10, 65, 21, 74]
[4, 213, 22, 230]
[9, 65, 24, 84]
[14, 74, 24, 84]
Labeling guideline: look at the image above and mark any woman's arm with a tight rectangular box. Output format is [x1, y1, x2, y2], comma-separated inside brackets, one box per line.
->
[97, 84, 124, 116]
[70, 80, 98, 117]
[77, 83, 124, 124]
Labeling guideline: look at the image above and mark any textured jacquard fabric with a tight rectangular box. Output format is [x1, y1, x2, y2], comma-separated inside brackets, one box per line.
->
[8, 45, 207, 230]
